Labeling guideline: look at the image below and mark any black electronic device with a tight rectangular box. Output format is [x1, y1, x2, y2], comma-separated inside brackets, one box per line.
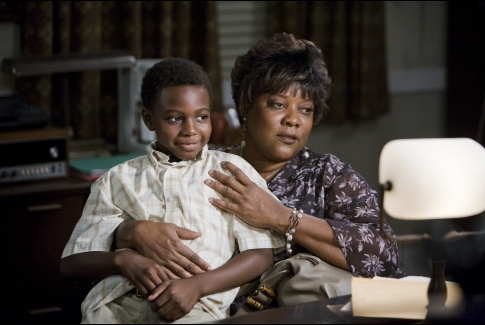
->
[0, 126, 68, 184]
[0, 95, 49, 131]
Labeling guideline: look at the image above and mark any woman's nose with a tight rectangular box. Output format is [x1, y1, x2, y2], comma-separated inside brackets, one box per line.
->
[283, 107, 300, 127]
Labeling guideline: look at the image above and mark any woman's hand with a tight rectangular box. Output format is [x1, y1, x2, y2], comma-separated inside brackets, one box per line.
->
[115, 221, 211, 279]
[204, 161, 289, 233]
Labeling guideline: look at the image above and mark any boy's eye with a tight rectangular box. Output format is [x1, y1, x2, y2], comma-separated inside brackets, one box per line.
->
[168, 116, 183, 122]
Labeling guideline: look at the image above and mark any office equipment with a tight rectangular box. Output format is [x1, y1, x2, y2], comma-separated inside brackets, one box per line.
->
[0, 126, 68, 184]
[0, 95, 49, 131]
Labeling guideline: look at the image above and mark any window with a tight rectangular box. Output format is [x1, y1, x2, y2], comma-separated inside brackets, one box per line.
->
[217, 1, 267, 108]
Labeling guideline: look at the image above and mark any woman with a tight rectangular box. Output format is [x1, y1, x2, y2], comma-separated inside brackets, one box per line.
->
[112, 32, 404, 310]
[205, 31, 404, 275]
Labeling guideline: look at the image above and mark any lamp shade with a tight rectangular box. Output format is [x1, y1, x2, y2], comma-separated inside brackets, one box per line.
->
[379, 138, 485, 220]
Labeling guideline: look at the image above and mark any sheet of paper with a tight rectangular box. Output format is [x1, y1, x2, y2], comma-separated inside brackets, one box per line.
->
[351, 276, 464, 320]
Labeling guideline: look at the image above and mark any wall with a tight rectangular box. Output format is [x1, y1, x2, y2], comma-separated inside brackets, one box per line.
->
[307, 1, 447, 191]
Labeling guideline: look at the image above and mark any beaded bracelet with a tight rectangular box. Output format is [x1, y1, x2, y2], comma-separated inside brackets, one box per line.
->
[286, 208, 303, 255]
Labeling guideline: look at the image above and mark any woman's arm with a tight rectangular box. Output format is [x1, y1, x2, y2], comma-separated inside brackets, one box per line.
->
[113, 220, 212, 279]
[147, 248, 273, 321]
[203, 161, 349, 270]
[205, 160, 403, 278]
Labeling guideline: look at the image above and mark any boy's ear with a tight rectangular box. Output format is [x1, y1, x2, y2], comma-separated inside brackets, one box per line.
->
[141, 107, 155, 131]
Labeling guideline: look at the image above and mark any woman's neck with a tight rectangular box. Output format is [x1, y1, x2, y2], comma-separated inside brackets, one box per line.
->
[233, 143, 288, 181]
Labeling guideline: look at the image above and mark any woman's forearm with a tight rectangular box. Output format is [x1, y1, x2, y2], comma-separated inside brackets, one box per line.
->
[271, 207, 349, 271]
[112, 220, 140, 250]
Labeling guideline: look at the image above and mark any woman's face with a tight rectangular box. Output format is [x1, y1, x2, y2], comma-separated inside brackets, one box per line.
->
[243, 88, 314, 163]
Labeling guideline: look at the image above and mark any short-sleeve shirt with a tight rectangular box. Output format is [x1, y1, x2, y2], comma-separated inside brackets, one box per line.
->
[62, 143, 285, 320]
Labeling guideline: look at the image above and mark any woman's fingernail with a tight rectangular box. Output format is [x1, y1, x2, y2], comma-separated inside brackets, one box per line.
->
[209, 169, 214, 175]
[208, 198, 213, 203]
[221, 161, 227, 166]
[204, 179, 212, 185]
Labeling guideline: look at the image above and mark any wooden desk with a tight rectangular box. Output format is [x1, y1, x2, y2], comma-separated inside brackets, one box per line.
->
[1, 177, 93, 324]
[210, 295, 424, 324]
[210, 296, 350, 324]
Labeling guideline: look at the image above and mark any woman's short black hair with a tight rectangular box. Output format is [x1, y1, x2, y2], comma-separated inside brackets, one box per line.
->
[231, 32, 332, 125]
[141, 57, 213, 110]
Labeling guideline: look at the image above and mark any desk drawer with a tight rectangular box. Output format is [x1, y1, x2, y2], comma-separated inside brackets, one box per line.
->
[1, 194, 88, 323]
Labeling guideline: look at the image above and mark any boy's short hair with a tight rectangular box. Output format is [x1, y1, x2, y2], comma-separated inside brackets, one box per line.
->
[141, 58, 213, 110]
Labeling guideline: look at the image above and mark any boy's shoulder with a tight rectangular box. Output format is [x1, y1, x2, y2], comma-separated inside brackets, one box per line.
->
[207, 149, 248, 166]
[94, 154, 150, 182]
[206, 149, 267, 184]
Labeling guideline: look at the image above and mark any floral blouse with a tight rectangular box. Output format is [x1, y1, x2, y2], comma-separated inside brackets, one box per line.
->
[212, 145, 405, 279]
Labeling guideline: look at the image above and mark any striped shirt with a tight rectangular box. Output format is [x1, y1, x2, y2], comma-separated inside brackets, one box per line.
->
[62, 142, 285, 320]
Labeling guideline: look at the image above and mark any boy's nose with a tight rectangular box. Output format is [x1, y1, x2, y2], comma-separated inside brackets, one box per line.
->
[181, 120, 197, 136]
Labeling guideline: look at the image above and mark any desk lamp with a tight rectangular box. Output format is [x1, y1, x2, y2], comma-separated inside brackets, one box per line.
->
[1, 51, 137, 152]
[378, 137, 485, 319]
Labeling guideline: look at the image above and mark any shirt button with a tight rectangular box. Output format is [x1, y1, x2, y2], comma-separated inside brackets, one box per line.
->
[167, 197, 173, 202]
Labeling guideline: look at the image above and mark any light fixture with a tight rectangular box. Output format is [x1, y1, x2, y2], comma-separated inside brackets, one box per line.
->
[1, 51, 137, 153]
[378, 137, 485, 320]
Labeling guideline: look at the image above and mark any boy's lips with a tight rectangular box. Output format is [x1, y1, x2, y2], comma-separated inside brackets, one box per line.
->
[177, 142, 200, 151]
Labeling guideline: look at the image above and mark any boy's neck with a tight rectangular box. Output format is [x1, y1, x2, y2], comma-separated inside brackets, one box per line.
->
[155, 141, 204, 163]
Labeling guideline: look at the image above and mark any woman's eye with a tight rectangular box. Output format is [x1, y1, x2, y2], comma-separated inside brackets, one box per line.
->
[301, 107, 314, 114]
[197, 115, 209, 121]
[272, 102, 285, 108]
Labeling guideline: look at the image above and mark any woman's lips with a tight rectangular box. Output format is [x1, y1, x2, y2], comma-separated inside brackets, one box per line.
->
[278, 133, 297, 144]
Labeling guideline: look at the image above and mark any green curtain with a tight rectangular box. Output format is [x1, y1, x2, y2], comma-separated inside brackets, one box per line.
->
[18, 1, 222, 143]
[268, 1, 389, 123]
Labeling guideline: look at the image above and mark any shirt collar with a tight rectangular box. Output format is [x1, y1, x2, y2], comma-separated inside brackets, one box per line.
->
[148, 140, 207, 169]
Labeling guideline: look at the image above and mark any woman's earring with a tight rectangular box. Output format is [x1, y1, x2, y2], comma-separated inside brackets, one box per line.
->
[240, 118, 246, 157]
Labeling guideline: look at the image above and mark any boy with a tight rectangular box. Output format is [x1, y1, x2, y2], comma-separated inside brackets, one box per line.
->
[60, 58, 284, 323]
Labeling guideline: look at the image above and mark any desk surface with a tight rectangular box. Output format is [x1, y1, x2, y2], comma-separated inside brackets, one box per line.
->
[209, 295, 349, 324]
[209, 295, 423, 324]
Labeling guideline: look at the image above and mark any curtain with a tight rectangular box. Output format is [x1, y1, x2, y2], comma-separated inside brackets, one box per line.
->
[268, 1, 389, 123]
[446, 1, 485, 145]
[18, 1, 222, 144]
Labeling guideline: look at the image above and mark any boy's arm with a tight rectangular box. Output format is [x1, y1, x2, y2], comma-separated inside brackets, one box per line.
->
[60, 250, 171, 297]
[147, 248, 273, 321]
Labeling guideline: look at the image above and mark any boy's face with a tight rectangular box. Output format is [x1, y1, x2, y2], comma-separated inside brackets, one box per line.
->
[142, 85, 211, 162]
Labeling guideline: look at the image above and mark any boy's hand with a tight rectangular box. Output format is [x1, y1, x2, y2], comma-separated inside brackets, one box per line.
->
[147, 278, 202, 321]
[116, 251, 169, 297]
[116, 221, 212, 278]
